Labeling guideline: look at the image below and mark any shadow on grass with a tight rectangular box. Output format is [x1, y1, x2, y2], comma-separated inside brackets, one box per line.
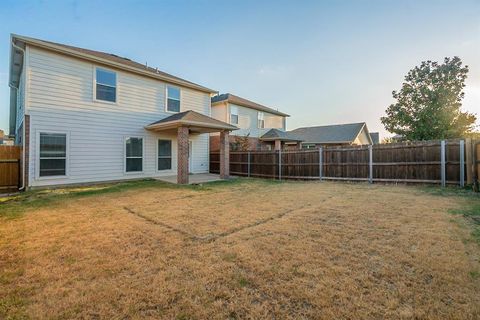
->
[419, 185, 480, 198]
[424, 186, 480, 245]
[0, 178, 249, 220]
[449, 201, 480, 244]
[415, 185, 480, 244]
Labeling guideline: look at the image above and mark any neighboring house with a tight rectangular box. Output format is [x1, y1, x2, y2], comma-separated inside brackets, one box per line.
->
[9, 34, 236, 188]
[259, 128, 303, 150]
[391, 134, 405, 143]
[286, 122, 373, 149]
[210, 93, 289, 151]
[370, 132, 380, 144]
[0, 129, 14, 145]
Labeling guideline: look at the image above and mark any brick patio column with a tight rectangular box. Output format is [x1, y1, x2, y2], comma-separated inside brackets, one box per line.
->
[274, 139, 282, 151]
[177, 126, 189, 184]
[220, 130, 230, 179]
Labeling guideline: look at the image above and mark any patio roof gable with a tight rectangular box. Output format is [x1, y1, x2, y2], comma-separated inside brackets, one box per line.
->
[145, 110, 238, 133]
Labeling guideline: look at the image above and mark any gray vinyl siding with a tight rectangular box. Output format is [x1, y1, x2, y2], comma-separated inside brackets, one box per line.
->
[229, 103, 285, 138]
[211, 103, 228, 123]
[15, 63, 26, 135]
[26, 46, 210, 187]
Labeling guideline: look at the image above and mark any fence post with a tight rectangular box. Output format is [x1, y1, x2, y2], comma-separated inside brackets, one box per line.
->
[441, 140, 446, 187]
[460, 140, 465, 187]
[368, 145, 373, 184]
[17, 159, 21, 189]
[247, 151, 251, 177]
[319, 147, 323, 181]
[465, 138, 473, 185]
[278, 149, 282, 181]
[475, 141, 480, 192]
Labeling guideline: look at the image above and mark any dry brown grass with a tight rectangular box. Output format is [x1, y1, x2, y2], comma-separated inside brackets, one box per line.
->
[1, 179, 479, 319]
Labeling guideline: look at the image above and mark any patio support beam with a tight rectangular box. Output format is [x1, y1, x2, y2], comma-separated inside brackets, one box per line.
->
[177, 126, 189, 184]
[220, 130, 230, 179]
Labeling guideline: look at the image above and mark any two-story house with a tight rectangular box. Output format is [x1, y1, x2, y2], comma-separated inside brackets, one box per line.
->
[9, 34, 236, 187]
[210, 93, 290, 151]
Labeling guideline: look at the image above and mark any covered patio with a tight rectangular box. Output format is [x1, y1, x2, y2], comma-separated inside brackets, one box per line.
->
[260, 128, 304, 150]
[145, 110, 237, 184]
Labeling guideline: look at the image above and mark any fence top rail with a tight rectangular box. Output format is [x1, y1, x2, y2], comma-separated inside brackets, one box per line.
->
[208, 138, 467, 155]
[323, 147, 369, 152]
[372, 139, 463, 148]
[281, 149, 320, 154]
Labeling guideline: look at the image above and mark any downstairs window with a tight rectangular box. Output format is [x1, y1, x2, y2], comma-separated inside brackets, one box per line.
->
[39, 133, 67, 177]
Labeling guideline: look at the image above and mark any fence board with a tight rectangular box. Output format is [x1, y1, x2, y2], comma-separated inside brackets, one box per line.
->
[211, 139, 472, 186]
[0, 145, 21, 191]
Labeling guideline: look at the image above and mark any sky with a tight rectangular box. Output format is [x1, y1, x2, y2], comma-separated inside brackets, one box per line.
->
[0, 0, 479, 139]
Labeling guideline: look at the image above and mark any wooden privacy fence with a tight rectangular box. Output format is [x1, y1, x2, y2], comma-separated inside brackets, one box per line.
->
[211, 139, 480, 187]
[0, 145, 21, 191]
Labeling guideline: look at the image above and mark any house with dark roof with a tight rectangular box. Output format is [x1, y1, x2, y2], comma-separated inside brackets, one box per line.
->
[287, 122, 373, 149]
[9, 34, 236, 187]
[257, 122, 372, 151]
[210, 93, 290, 151]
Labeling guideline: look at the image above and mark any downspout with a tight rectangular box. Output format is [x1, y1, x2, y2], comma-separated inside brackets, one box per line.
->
[10, 39, 26, 191]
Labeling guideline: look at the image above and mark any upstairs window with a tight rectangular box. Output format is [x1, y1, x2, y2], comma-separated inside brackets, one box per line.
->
[166, 86, 180, 112]
[158, 140, 172, 170]
[39, 133, 67, 177]
[257, 112, 265, 128]
[230, 106, 239, 125]
[125, 137, 143, 172]
[95, 68, 116, 102]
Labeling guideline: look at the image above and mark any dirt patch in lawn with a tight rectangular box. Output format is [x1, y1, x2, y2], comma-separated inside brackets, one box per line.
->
[1, 179, 479, 319]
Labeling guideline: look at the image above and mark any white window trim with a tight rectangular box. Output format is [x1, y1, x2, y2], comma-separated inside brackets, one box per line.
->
[230, 105, 239, 125]
[36, 130, 70, 180]
[257, 111, 265, 129]
[93, 66, 118, 105]
[165, 85, 181, 113]
[124, 136, 145, 174]
[156, 138, 173, 172]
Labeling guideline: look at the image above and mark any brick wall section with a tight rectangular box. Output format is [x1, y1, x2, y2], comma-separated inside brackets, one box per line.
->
[24, 114, 30, 189]
[210, 135, 275, 151]
[219, 131, 230, 179]
[177, 126, 189, 184]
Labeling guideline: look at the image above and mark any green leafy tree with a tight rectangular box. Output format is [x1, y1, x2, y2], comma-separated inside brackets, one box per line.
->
[381, 57, 476, 140]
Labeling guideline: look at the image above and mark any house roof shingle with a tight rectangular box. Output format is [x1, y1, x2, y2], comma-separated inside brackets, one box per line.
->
[289, 122, 369, 144]
[260, 129, 303, 141]
[146, 110, 238, 131]
[370, 132, 380, 144]
[211, 93, 290, 117]
[12, 34, 216, 93]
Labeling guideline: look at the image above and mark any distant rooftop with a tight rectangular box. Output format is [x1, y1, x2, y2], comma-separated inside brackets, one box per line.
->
[211, 93, 289, 117]
[370, 132, 380, 144]
[260, 128, 303, 142]
[289, 122, 371, 144]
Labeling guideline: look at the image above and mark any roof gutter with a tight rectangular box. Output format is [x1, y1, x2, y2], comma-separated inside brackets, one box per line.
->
[12, 34, 217, 94]
[9, 38, 25, 89]
[211, 99, 290, 117]
[9, 38, 26, 191]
